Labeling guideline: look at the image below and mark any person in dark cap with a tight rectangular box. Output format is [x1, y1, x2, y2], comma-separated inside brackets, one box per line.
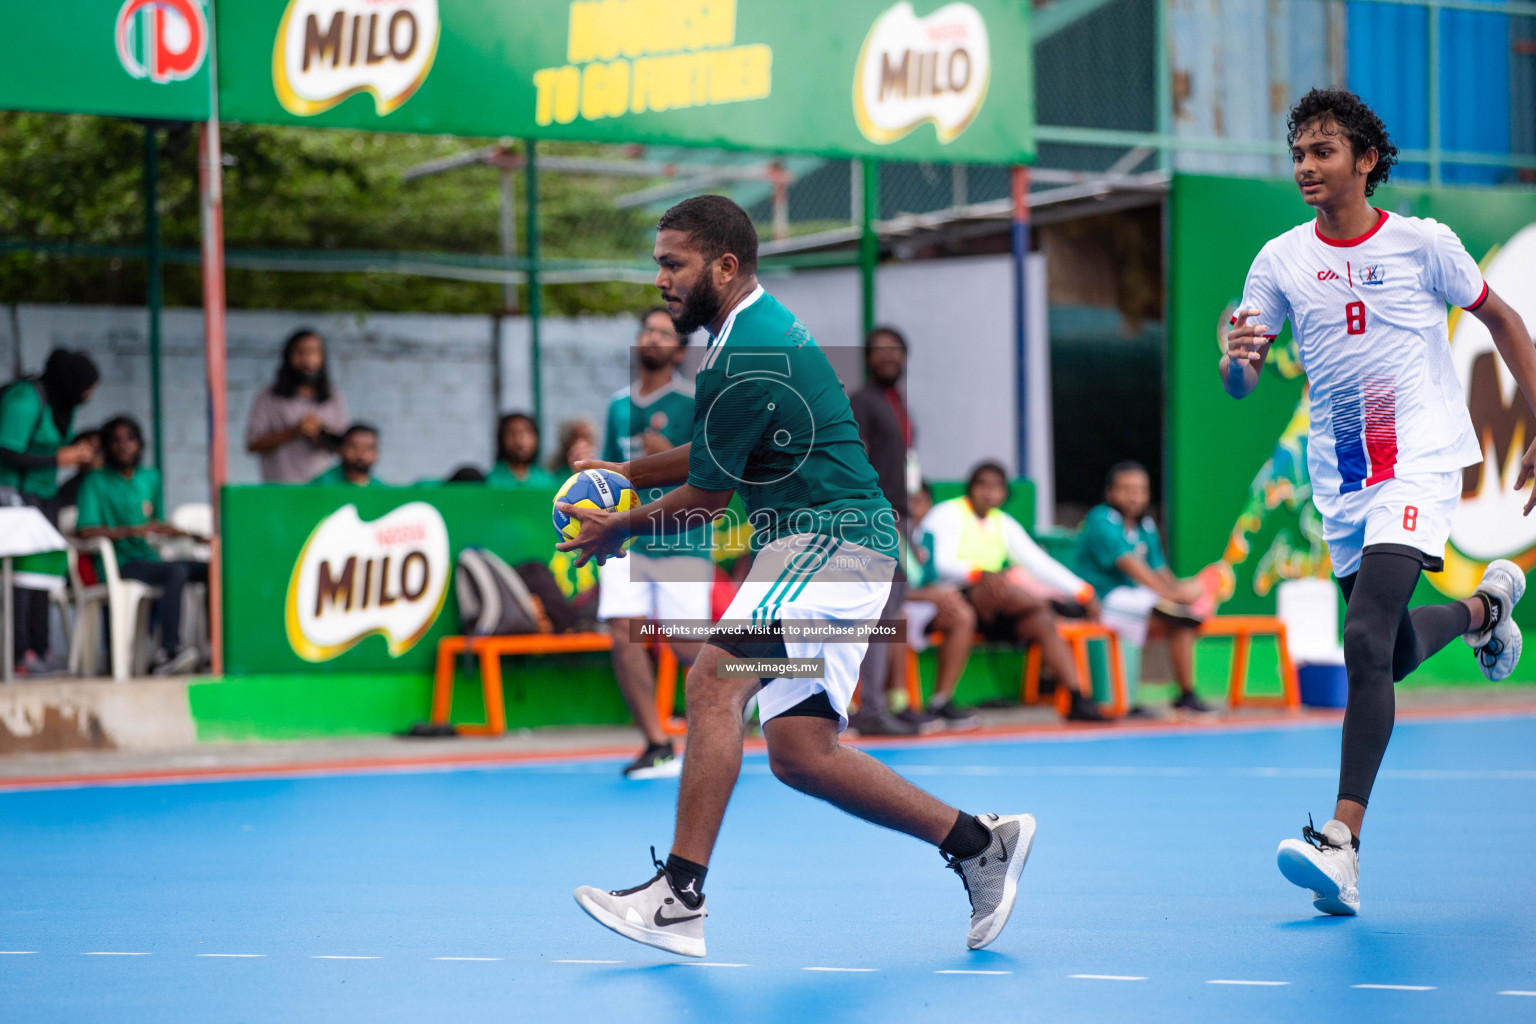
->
[0, 348, 100, 673]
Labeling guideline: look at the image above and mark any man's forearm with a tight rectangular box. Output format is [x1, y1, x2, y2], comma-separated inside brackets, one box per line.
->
[624, 443, 692, 489]
[1489, 309, 1536, 416]
[614, 482, 732, 543]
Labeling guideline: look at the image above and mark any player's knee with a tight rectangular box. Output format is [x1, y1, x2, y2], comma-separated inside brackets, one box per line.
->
[949, 596, 977, 633]
[1342, 617, 1391, 676]
[766, 733, 831, 791]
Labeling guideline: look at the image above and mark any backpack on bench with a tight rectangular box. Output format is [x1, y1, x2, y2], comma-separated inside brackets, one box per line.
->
[454, 546, 545, 636]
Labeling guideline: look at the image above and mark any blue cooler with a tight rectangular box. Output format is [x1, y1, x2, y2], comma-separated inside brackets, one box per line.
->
[1298, 662, 1348, 708]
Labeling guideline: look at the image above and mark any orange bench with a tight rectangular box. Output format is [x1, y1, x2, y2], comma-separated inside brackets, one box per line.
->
[1197, 615, 1300, 709]
[431, 632, 683, 736]
[902, 621, 1128, 718]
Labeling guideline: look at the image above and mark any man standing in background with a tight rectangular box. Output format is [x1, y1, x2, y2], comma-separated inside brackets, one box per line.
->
[596, 308, 712, 778]
[848, 326, 924, 734]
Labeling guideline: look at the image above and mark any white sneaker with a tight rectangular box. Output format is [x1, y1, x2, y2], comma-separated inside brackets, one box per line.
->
[945, 813, 1037, 950]
[573, 851, 706, 958]
[1464, 559, 1525, 682]
[1277, 817, 1359, 916]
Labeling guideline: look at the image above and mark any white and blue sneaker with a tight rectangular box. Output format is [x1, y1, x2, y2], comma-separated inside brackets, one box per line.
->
[1464, 559, 1525, 682]
[1277, 816, 1359, 916]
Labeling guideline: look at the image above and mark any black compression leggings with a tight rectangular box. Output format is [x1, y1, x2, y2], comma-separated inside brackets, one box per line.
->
[1336, 548, 1472, 808]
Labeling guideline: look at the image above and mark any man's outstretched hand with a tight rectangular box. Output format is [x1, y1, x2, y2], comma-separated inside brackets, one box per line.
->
[554, 501, 628, 568]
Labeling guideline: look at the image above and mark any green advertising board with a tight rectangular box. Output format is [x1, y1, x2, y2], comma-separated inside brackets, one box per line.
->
[1168, 173, 1536, 682]
[215, 0, 1033, 163]
[1, 0, 211, 120]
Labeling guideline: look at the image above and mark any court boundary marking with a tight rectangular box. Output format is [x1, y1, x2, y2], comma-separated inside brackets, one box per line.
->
[0, 704, 1530, 793]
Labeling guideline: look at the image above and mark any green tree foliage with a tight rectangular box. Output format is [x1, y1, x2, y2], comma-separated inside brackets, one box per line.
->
[0, 112, 658, 315]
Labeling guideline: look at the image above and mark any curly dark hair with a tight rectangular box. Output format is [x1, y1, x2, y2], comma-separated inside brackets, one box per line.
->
[1286, 89, 1398, 197]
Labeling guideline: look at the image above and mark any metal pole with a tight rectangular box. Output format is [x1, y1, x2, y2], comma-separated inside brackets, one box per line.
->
[859, 157, 878, 339]
[499, 163, 517, 313]
[199, 117, 228, 677]
[1427, 0, 1442, 186]
[525, 141, 543, 430]
[144, 125, 165, 500]
[2, 556, 12, 683]
[1011, 166, 1032, 480]
[1154, 0, 1172, 174]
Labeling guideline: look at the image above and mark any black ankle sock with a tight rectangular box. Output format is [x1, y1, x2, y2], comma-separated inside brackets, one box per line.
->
[1478, 592, 1503, 633]
[939, 811, 991, 861]
[1351, 834, 1360, 851]
[664, 854, 707, 909]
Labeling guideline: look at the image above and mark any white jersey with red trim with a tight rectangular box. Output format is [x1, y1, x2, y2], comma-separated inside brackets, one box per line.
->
[1238, 209, 1487, 498]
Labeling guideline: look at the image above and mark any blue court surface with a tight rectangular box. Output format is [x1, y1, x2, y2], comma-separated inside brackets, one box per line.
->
[3, 712, 1534, 1023]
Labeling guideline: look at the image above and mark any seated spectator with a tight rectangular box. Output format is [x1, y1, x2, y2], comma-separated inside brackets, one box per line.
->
[245, 328, 348, 483]
[919, 462, 1108, 722]
[1, 349, 99, 674]
[897, 481, 980, 729]
[550, 417, 598, 477]
[488, 413, 559, 489]
[309, 424, 384, 487]
[1075, 461, 1214, 715]
[75, 416, 207, 676]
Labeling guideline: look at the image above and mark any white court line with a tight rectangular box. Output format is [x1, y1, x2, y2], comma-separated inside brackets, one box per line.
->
[0, 951, 37, 955]
[1208, 980, 1289, 986]
[312, 956, 380, 960]
[196, 954, 265, 958]
[804, 967, 878, 972]
[433, 957, 502, 961]
[1069, 974, 1147, 981]
[1352, 984, 1436, 991]
[1500, 991, 1536, 997]
[936, 970, 1012, 976]
[554, 959, 624, 964]
[682, 962, 750, 968]
[82, 952, 150, 956]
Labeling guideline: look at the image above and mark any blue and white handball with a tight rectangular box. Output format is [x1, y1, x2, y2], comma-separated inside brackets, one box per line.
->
[553, 468, 641, 550]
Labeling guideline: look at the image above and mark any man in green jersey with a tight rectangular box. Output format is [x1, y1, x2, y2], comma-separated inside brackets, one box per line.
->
[561, 196, 1033, 958]
[598, 307, 712, 780]
[75, 416, 207, 675]
[308, 424, 385, 487]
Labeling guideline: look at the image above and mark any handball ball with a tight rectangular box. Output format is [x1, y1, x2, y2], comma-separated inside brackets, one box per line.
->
[553, 468, 641, 550]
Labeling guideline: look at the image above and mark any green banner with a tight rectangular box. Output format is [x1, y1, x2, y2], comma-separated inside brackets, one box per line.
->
[222, 484, 566, 675]
[215, 0, 1033, 163]
[1168, 173, 1536, 681]
[1, 0, 210, 120]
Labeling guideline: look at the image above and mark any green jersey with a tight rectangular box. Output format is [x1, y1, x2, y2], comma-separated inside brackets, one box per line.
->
[0, 380, 69, 499]
[688, 287, 897, 559]
[309, 464, 386, 487]
[604, 376, 709, 558]
[487, 461, 561, 490]
[76, 466, 163, 565]
[1074, 503, 1166, 596]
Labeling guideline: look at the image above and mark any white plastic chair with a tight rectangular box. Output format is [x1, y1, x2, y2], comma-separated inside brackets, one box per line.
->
[64, 534, 162, 681]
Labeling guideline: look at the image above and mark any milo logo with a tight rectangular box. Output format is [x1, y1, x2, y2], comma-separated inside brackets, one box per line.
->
[273, 0, 440, 117]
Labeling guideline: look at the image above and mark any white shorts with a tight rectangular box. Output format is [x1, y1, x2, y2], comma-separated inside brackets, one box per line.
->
[1313, 470, 1460, 578]
[596, 552, 713, 622]
[713, 533, 896, 731]
[1100, 585, 1159, 647]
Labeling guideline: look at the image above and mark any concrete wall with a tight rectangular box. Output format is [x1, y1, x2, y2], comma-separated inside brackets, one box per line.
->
[0, 254, 1031, 509]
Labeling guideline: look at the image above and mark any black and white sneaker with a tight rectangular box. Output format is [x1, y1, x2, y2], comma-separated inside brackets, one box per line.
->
[1464, 559, 1525, 682]
[1172, 691, 1216, 714]
[944, 813, 1037, 950]
[931, 702, 982, 731]
[1064, 691, 1108, 722]
[622, 743, 681, 780]
[574, 850, 706, 957]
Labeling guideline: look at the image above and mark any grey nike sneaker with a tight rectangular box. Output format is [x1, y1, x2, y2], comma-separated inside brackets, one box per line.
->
[573, 851, 706, 958]
[1464, 559, 1525, 682]
[944, 813, 1037, 950]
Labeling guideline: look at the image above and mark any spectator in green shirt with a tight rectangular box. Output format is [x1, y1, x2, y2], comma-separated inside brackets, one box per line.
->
[309, 423, 385, 487]
[1, 349, 99, 673]
[75, 416, 208, 676]
[1074, 461, 1211, 714]
[487, 413, 560, 490]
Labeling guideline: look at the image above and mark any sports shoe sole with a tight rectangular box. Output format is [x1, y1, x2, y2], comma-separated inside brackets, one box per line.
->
[968, 814, 1037, 950]
[623, 758, 683, 780]
[572, 887, 705, 958]
[1276, 842, 1358, 916]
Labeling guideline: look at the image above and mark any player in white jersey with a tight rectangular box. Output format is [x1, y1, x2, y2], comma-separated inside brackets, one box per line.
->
[1223, 89, 1536, 916]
